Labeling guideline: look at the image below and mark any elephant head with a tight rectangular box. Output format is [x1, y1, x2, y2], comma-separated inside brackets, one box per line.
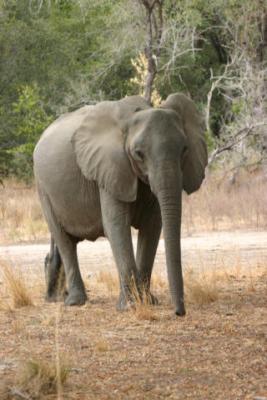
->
[72, 93, 207, 315]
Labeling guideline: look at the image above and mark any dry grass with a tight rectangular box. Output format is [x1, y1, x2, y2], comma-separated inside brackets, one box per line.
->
[95, 272, 159, 321]
[94, 338, 110, 352]
[0, 259, 266, 399]
[95, 270, 118, 295]
[133, 303, 159, 321]
[96, 269, 220, 320]
[18, 358, 68, 397]
[0, 170, 266, 399]
[0, 358, 69, 400]
[152, 269, 219, 306]
[0, 293, 13, 312]
[0, 265, 68, 400]
[131, 283, 160, 322]
[182, 168, 267, 234]
[184, 268, 219, 305]
[0, 260, 33, 308]
[0, 179, 48, 244]
[152, 273, 168, 291]
[1, 169, 267, 244]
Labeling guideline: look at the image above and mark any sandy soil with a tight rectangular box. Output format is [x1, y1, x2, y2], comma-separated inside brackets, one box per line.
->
[1, 231, 267, 280]
[0, 231, 266, 400]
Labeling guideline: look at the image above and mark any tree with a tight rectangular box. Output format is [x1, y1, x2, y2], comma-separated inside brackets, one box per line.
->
[204, 0, 267, 167]
[0, 0, 266, 181]
[137, 0, 164, 104]
[10, 84, 53, 181]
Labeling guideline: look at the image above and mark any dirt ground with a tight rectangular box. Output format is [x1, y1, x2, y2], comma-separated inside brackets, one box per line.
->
[0, 231, 266, 399]
[1, 230, 267, 278]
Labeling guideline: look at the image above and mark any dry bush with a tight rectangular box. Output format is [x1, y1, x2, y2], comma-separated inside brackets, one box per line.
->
[151, 270, 219, 307]
[0, 359, 69, 400]
[129, 279, 159, 321]
[184, 268, 219, 305]
[0, 296, 12, 312]
[0, 261, 33, 308]
[16, 359, 69, 398]
[94, 338, 110, 352]
[0, 179, 48, 244]
[182, 169, 267, 233]
[133, 303, 159, 321]
[151, 274, 167, 291]
[95, 271, 118, 295]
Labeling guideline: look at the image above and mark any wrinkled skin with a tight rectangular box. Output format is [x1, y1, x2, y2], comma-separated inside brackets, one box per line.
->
[33, 93, 207, 316]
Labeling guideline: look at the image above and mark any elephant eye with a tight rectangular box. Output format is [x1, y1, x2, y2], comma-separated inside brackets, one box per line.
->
[134, 149, 145, 162]
[181, 145, 188, 168]
[183, 145, 188, 156]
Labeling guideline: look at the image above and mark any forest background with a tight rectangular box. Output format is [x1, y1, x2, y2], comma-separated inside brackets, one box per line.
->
[0, 0, 266, 182]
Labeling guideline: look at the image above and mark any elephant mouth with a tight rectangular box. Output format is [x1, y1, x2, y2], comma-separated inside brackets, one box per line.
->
[140, 174, 149, 185]
[128, 153, 149, 185]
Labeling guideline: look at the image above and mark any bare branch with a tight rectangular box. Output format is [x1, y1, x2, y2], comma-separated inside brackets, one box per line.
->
[208, 122, 267, 164]
[10, 387, 32, 400]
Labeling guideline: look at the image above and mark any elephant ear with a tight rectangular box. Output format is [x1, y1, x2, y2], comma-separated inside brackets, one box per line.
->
[161, 93, 208, 195]
[72, 97, 149, 202]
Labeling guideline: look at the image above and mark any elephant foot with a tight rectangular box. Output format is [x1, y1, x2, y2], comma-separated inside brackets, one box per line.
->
[116, 300, 133, 312]
[64, 289, 87, 306]
[45, 290, 67, 303]
[45, 293, 60, 303]
[116, 288, 139, 312]
[116, 289, 158, 311]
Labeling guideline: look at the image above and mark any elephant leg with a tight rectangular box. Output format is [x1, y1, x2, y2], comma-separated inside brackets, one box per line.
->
[60, 240, 87, 306]
[44, 237, 66, 302]
[100, 189, 140, 311]
[38, 190, 87, 306]
[136, 201, 162, 304]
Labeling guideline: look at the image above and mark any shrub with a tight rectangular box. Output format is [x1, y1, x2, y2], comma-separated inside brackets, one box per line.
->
[9, 84, 53, 182]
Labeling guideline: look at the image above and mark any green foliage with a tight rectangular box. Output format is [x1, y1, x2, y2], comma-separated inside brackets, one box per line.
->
[0, 0, 265, 179]
[13, 85, 52, 141]
[9, 85, 53, 182]
[205, 130, 216, 153]
[231, 99, 245, 116]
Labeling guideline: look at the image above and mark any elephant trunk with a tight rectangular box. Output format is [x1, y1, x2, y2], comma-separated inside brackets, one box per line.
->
[154, 165, 185, 316]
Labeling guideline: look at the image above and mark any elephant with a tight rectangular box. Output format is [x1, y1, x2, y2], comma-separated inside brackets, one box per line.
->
[33, 93, 207, 316]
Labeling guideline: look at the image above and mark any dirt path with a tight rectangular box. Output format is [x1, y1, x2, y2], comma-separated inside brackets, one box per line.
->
[0, 231, 266, 280]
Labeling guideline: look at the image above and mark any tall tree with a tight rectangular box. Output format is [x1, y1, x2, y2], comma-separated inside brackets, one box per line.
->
[138, 0, 164, 104]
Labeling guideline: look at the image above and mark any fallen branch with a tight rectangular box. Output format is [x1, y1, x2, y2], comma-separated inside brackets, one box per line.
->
[11, 387, 32, 400]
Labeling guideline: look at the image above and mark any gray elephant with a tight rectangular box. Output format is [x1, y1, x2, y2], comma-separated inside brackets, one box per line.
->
[33, 93, 207, 316]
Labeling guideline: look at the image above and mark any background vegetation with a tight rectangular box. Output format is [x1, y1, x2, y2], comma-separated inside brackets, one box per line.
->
[0, 0, 266, 181]
[0, 4, 266, 398]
